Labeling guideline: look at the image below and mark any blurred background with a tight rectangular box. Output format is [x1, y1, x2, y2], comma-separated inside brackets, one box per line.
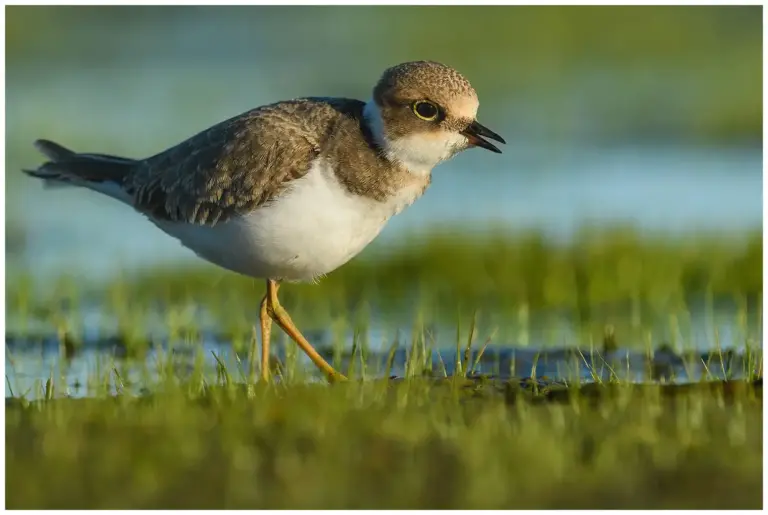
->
[6, 5, 762, 279]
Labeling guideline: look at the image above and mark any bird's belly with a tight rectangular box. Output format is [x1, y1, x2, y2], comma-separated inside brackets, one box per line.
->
[169, 209, 387, 282]
[154, 163, 395, 282]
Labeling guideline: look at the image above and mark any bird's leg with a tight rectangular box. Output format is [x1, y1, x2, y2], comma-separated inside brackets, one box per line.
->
[259, 291, 272, 382]
[265, 278, 347, 383]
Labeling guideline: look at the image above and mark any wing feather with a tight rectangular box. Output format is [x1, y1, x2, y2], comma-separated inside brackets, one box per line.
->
[126, 101, 324, 226]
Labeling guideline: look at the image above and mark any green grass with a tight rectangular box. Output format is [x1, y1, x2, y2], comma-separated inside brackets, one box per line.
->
[5, 377, 763, 509]
[5, 227, 763, 508]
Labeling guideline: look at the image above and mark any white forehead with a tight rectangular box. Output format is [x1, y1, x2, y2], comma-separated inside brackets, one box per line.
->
[448, 95, 479, 120]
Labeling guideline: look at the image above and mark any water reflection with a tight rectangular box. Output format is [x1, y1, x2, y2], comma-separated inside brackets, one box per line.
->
[6, 330, 761, 400]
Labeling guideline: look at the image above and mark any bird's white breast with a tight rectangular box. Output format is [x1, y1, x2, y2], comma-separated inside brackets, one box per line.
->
[153, 158, 424, 282]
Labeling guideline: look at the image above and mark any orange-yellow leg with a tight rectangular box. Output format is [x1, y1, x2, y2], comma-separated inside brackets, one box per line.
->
[265, 279, 347, 383]
[259, 292, 272, 382]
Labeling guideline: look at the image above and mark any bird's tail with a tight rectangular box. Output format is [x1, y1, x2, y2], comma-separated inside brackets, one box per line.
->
[23, 139, 138, 200]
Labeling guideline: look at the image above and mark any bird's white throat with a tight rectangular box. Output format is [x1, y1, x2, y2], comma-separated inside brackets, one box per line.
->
[363, 100, 467, 177]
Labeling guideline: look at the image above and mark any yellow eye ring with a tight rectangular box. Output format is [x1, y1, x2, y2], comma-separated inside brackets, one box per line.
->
[412, 100, 439, 121]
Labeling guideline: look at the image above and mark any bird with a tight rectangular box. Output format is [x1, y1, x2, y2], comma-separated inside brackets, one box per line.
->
[23, 60, 506, 383]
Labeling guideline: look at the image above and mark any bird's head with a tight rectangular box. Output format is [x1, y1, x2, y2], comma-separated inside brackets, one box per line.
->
[363, 60, 505, 176]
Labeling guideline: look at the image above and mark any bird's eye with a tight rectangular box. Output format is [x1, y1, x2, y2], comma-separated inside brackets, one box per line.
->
[412, 100, 439, 121]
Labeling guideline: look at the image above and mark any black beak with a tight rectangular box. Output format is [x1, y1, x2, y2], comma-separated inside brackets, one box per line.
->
[461, 120, 506, 154]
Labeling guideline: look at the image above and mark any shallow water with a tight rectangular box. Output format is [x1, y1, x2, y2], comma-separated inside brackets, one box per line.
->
[8, 138, 762, 281]
[6, 318, 762, 400]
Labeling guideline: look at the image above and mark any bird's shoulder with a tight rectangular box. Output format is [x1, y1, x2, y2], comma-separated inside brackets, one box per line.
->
[126, 97, 369, 225]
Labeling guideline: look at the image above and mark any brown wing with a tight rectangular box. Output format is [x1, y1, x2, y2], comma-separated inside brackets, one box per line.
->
[125, 101, 327, 226]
